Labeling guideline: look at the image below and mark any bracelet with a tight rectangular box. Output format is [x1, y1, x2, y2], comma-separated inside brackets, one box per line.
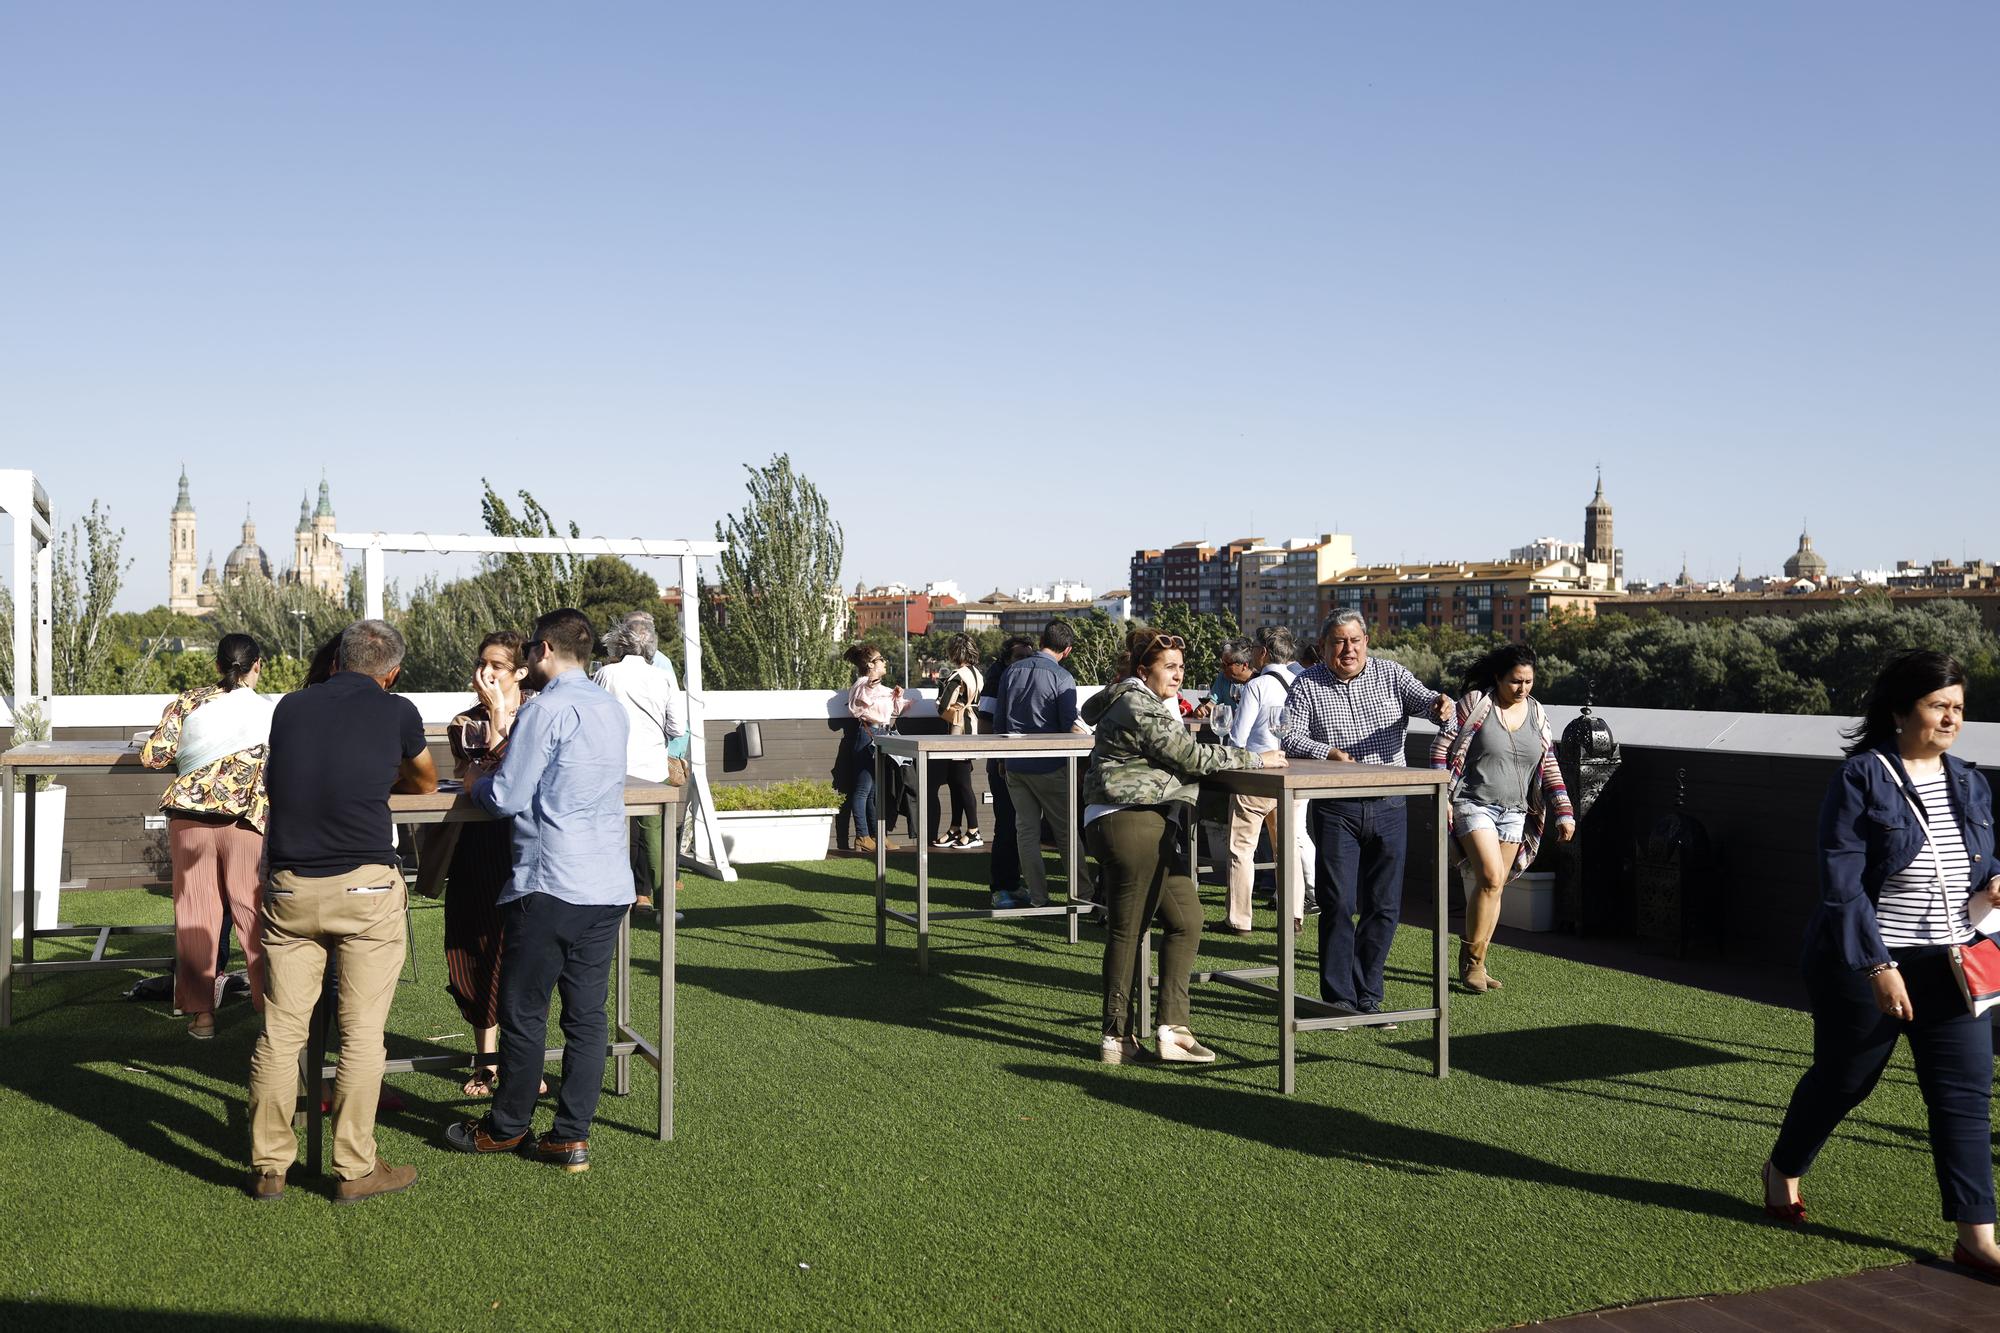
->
[1863, 961, 1900, 977]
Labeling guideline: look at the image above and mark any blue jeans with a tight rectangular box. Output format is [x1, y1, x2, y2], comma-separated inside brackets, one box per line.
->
[488, 894, 627, 1143]
[850, 733, 877, 842]
[1772, 943, 1996, 1222]
[1310, 797, 1408, 1010]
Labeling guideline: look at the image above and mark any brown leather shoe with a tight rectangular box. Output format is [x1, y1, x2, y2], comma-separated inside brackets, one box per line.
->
[332, 1160, 417, 1204]
[523, 1134, 590, 1173]
[246, 1170, 286, 1202]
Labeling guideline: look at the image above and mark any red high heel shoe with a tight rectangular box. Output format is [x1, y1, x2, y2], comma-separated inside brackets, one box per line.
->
[1951, 1244, 2000, 1280]
[1760, 1160, 1806, 1226]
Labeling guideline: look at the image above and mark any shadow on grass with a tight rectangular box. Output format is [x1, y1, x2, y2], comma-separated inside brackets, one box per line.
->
[1400, 1023, 1749, 1086]
[0, 1305, 394, 1331]
[1007, 1062, 1928, 1257]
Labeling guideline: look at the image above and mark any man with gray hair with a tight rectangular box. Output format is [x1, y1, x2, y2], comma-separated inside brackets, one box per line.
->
[1279, 610, 1453, 1025]
[593, 611, 684, 914]
[248, 619, 437, 1203]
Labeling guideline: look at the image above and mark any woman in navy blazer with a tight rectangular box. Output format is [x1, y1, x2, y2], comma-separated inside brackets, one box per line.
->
[1765, 651, 2000, 1273]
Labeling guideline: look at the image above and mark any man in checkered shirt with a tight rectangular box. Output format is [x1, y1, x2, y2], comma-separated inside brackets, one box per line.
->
[1279, 610, 1454, 1021]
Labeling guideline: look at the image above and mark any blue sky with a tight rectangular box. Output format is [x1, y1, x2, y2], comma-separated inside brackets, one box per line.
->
[3, 2, 1994, 611]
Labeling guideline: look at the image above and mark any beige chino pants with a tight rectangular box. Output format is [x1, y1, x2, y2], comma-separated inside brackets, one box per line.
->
[247, 864, 406, 1180]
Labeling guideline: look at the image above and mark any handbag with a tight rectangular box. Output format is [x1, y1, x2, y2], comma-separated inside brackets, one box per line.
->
[1951, 938, 2000, 1016]
[1876, 753, 1999, 1014]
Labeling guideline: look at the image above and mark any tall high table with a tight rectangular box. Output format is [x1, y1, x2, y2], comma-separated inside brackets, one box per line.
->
[355, 781, 681, 1156]
[0, 741, 680, 1144]
[1187, 761, 1453, 1091]
[872, 733, 1096, 974]
[0, 741, 173, 1028]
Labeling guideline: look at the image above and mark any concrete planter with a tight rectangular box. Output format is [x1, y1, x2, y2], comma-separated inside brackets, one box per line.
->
[11, 783, 67, 939]
[1499, 870, 1556, 933]
[715, 808, 837, 864]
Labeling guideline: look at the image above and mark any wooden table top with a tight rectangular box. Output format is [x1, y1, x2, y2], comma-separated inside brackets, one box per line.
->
[1205, 759, 1450, 797]
[873, 732, 1097, 757]
[2, 741, 147, 769]
[391, 781, 682, 817]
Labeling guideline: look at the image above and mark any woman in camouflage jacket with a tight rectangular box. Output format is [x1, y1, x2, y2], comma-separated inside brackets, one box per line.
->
[1083, 628, 1282, 1065]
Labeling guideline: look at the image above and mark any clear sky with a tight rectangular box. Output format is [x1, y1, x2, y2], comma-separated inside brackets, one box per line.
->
[3, 1, 1995, 612]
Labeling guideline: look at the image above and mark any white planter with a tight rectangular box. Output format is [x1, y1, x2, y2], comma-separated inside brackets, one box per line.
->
[11, 783, 67, 939]
[715, 808, 837, 864]
[1499, 870, 1556, 933]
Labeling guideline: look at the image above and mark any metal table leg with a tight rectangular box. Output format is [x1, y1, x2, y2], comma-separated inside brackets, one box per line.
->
[21, 778, 36, 983]
[0, 762, 13, 1029]
[1279, 795, 1298, 1094]
[1065, 753, 1080, 944]
[915, 749, 930, 974]
[660, 798, 675, 1141]
[616, 910, 632, 1096]
[873, 746, 887, 954]
[1433, 785, 1450, 1079]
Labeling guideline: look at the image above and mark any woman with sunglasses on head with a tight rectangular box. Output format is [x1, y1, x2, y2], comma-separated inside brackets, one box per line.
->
[1082, 628, 1283, 1065]
[1431, 642, 1573, 993]
[442, 630, 537, 1096]
[843, 642, 911, 855]
[1765, 651, 2000, 1271]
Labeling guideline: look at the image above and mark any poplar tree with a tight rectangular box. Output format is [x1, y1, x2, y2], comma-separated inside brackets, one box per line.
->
[702, 455, 846, 689]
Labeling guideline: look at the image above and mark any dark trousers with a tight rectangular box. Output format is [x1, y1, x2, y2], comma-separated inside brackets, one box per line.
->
[1772, 944, 1996, 1223]
[1090, 809, 1201, 1037]
[850, 735, 878, 842]
[488, 894, 627, 1143]
[629, 811, 665, 896]
[987, 759, 1020, 894]
[927, 759, 977, 836]
[1311, 797, 1408, 1010]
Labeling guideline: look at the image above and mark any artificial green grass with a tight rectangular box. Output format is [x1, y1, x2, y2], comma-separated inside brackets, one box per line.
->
[0, 855, 1969, 1331]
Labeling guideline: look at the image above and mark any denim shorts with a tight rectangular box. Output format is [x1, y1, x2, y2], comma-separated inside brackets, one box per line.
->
[1453, 801, 1526, 843]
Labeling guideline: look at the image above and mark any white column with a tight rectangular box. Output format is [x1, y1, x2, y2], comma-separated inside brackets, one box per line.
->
[363, 544, 385, 620]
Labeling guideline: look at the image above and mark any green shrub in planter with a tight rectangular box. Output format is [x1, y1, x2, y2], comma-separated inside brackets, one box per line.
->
[710, 780, 841, 812]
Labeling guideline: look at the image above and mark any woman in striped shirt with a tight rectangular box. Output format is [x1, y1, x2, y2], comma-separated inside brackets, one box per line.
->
[1766, 651, 2000, 1274]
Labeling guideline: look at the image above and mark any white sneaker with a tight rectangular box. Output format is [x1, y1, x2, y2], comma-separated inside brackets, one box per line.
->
[1155, 1025, 1216, 1064]
[1099, 1034, 1145, 1065]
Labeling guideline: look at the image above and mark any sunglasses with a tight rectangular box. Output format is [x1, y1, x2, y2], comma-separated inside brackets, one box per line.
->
[1146, 634, 1187, 651]
[524, 639, 547, 660]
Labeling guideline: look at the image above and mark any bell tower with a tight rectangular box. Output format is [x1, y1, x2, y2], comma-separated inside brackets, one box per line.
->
[168, 467, 199, 613]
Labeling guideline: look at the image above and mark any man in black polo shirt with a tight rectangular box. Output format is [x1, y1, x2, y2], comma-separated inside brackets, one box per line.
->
[246, 619, 437, 1203]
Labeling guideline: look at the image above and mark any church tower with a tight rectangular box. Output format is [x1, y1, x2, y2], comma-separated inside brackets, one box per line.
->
[1583, 469, 1622, 590]
[291, 492, 313, 588]
[168, 468, 200, 614]
[307, 475, 343, 596]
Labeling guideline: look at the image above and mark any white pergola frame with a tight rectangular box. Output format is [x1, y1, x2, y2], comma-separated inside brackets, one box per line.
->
[0, 471, 54, 718]
[333, 530, 739, 881]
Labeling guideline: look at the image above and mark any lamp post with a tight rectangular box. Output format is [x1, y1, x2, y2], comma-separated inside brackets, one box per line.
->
[901, 592, 911, 687]
[288, 608, 309, 661]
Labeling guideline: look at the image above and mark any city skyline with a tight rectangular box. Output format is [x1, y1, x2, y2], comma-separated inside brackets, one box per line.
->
[2, 4, 1994, 612]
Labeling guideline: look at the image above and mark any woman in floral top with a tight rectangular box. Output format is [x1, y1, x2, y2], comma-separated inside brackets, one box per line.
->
[140, 634, 274, 1037]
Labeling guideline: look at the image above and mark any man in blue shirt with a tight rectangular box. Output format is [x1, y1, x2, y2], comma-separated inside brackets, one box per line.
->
[445, 608, 630, 1173]
[993, 620, 1094, 909]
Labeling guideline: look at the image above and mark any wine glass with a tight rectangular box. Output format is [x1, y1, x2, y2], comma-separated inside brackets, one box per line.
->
[459, 718, 489, 761]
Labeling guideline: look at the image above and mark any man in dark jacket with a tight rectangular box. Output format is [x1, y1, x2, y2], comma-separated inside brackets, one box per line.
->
[993, 620, 1094, 909]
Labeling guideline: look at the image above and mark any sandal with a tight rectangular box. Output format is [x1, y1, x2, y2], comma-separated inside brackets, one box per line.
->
[462, 1071, 495, 1098]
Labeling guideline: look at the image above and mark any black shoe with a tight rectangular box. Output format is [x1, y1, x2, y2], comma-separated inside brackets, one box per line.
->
[521, 1132, 590, 1173]
[444, 1119, 527, 1155]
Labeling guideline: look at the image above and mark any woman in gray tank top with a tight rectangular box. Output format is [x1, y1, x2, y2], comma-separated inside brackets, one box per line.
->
[1430, 644, 1575, 992]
